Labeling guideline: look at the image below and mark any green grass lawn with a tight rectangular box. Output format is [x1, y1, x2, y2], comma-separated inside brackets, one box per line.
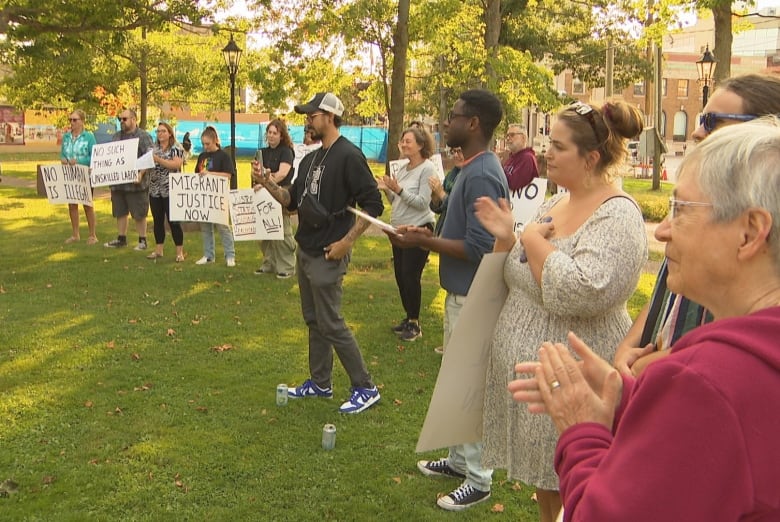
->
[0, 157, 657, 520]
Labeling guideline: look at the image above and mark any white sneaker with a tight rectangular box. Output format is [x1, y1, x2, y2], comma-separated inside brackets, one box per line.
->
[195, 256, 214, 265]
[226, 258, 236, 267]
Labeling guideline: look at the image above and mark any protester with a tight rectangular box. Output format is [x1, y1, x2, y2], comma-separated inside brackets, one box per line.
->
[59, 109, 98, 244]
[502, 125, 538, 193]
[146, 122, 185, 262]
[193, 126, 236, 267]
[379, 127, 436, 342]
[428, 147, 463, 355]
[104, 109, 154, 250]
[253, 92, 383, 414]
[476, 100, 646, 522]
[614, 73, 780, 377]
[510, 117, 780, 521]
[253, 119, 296, 279]
[389, 89, 508, 511]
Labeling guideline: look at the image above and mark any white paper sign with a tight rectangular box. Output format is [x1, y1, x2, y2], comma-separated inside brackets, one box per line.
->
[39, 164, 93, 206]
[90, 138, 139, 187]
[229, 188, 284, 241]
[168, 173, 230, 225]
[416, 253, 509, 452]
[292, 143, 322, 183]
[430, 153, 445, 180]
[388, 158, 409, 178]
[136, 149, 155, 170]
[511, 177, 548, 234]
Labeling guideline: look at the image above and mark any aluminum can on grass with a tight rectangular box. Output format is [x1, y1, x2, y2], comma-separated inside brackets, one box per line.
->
[322, 424, 336, 450]
[276, 384, 288, 406]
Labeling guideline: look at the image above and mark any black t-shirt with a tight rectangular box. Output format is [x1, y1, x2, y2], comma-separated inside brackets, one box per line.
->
[194, 148, 237, 189]
[289, 136, 383, 255]
[261, 145, 295, 186]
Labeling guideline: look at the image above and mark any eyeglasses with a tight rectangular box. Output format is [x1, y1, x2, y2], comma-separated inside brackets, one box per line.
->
[505, 132, 521, 138]
[118, 117, 129, 122]
[698, 112, 758, 133]
[68, 118, 80, 122]
[448, 111, 471, 122]
[668, 197, 713, 219]
[305, 112, 325, 122]
[569, 101, 602, 141]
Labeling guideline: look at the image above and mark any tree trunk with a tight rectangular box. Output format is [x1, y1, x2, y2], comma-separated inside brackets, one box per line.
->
[386, 0, 410, 168]
[484, 0, 501, 87]
[139, 27, 149, 130]
[712, 1, 732, 86]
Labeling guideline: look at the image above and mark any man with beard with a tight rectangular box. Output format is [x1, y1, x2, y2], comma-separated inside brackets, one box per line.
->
[389, 89, 508, 511]
[104, 109, 154, 250]
[252, 92, 384, 414]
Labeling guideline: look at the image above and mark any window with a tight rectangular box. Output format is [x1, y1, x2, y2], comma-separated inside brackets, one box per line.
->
[662, 79, 667, 97]
[633, 81, 645, 96]
[673, 111, 688, 142]
[677, 79, 689, 98]
[572, 78, 585, 95]
[660, 111, 667, 137]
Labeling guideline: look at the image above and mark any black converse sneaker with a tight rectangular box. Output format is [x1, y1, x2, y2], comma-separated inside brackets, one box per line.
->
[416, 459, 466, 479]
[437, 482, 491, 511]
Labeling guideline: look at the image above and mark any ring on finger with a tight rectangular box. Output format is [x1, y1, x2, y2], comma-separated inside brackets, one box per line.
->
[549, 380, 561, 390]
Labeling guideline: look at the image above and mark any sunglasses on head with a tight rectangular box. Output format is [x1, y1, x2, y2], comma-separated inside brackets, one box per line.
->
[698, 112, 758, 133]
[568, 101, 601, 141]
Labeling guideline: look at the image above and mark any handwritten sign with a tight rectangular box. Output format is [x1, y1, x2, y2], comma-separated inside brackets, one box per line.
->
[90, 138, 139, 187]
[229, 188, 284, 241]
[511, 177, 548, 233]
[430, 153, 444, 180]
[388, 158, 409, 178]
[416, 253, 508, 452]
[39, 164, 93, 206]
[169, 173, 230, 225]
[292, 143, 322, 183]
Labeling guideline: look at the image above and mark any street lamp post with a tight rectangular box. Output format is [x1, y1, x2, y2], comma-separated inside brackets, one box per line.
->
[222, 35, 243, 166]
[696, 44, 717, 109]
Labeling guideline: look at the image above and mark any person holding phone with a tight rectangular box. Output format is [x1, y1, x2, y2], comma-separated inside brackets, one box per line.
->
[252, 119, 296, 278]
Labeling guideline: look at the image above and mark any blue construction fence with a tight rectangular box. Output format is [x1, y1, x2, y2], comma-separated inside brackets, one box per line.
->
[97, 122, 388, 162]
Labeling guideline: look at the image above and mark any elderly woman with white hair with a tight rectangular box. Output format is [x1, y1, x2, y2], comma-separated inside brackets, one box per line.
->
[509, 117, 780, 521]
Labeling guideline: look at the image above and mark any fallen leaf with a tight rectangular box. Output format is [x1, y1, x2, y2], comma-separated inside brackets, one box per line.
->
[84, 401, 93, 408]
[512, 482, 523, 491]
[191, 319, 200, 325]
[396, 345, 405, 352]
[114, 407, 123, 414]
[210, 344, 233, 353]
[88, 459, 99, 465]
[166, 328, 176, 336]
[152, 300, 160, 306]
[491, 503, 505, 513]
[128, 319, 137, 324]
[131, 353, 141, 361]
[106, 340, 115, 349]
[42, 476, 55, 485]
[195, 406, 208, 413]
[393, 399, 403, 406]
[0, 286, 6, 294]
[392, 477, 401, 484]
[175, 480, 184, 488]
[531, 492, 538, 502]
[46, 283, 53, 288]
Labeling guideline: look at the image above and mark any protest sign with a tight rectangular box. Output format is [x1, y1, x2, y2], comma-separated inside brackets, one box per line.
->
[430, 153, 444, 180]
[388, 158, 409, 178]
[510, 177, 548, 234]
[292, 143, 322, 183]
[169, 173, 230, 225]
[39, 164, 93, 206]
[416, 253, 508, 452]
[229, 188, 284, 241]
[90, 138, 139, 187]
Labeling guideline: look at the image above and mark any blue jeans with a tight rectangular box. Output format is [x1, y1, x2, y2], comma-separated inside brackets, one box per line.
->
[444, 292, 493, 492]
[201, 223, 235, 260]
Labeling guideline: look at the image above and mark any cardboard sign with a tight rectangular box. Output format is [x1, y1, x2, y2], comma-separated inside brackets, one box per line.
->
[510, 177, 548, 233]
[169, 173, 230, 225]
[89, 138, 139, 187]
[39, 164, 93, 206]
[430, 153, 444, 180]
[388, 158, 409, 178]
[416, 253, 509, 452]
[229, 188, 284, 241]
[292, 143, 322, 183]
